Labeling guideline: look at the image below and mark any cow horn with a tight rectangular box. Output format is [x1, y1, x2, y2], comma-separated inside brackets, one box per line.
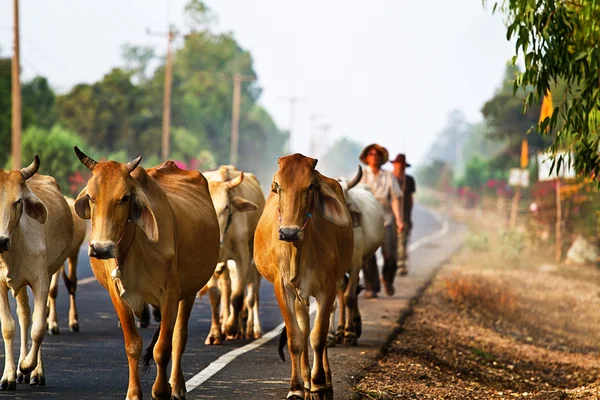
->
[19, 155, 40, 181]
[346, 165, 363, 189]
[125, 156, 142, 173]
[227, 172, 244, 189]
[74, 146, 98, 171]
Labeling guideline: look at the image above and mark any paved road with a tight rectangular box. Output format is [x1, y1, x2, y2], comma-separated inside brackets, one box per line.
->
[1, 204, 445, 399]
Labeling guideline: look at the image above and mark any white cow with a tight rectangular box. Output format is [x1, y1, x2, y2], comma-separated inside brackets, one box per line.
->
[47, 197, 87, 335]
[329, 166, 384, 346]
[0, 157, 73, 390]
[200, 166, 265, 344]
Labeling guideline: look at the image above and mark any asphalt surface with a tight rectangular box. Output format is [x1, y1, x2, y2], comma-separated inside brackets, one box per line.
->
[0, 204, 448, 399]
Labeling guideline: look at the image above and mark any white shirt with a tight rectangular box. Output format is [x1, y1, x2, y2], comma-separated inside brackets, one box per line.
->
[360, 166, 402, 226]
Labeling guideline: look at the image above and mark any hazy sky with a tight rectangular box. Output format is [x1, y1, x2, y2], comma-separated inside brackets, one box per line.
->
[0, 1, 515, 168]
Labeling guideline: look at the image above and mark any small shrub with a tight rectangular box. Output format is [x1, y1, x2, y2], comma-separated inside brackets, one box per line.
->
[464, 233, 490, 252]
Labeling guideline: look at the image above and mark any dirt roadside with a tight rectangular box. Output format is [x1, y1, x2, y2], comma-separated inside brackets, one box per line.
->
[352, 209, 600, 400]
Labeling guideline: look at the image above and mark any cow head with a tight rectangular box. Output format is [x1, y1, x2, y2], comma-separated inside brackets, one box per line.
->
[73, 147, 158, 260]
[0, 156, 47, 253]
[272, 153, 350, 243]
[208, 171, 258, 245]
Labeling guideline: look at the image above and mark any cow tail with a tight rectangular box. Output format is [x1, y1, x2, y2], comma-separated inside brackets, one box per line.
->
[62, 267, 76, 296]
[141, 326, 161, 375]
[278, 326, 287, 362]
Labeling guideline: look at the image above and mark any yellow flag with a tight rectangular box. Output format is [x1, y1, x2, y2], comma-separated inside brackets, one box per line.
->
[520, 138, 528, 169]
[539, 90, 553, 132]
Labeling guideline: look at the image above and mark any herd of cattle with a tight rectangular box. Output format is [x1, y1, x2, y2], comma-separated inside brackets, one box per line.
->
[0, 148, 386, 400]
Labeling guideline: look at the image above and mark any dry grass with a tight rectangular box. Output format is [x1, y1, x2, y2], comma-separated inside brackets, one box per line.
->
[444, 272, 518, 319]
[353, 207, 600, 400]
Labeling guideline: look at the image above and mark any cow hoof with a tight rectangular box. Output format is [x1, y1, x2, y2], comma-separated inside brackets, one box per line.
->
[225, 333, 241, 341]
[353, 316, 362, 339]
[205, 336, 222, 345]
[70, 322, 80, 332]
[0, 379, 17, 391]
[253, 331, 263, 339]
[137, 320, 151, 329]
[326, 334, 337, 348]
[30, 374, 45, 387]
[310, 388, 333, 400]
[170, 395, 185, 400]
[152, 308, 162, 323]
[17, 371, 30, 384]
[343, 335, 358, 346]
[49, 326, 60, 335]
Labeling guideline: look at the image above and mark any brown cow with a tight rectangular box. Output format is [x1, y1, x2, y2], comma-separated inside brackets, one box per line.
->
[254, 154, 354, 400]
[0, 157, 74, 389]
[47, 197, 87, 335]
[73, 147, 219, 400]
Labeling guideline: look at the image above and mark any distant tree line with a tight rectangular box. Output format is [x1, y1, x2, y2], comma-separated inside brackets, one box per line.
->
[0, 0, 288, 193]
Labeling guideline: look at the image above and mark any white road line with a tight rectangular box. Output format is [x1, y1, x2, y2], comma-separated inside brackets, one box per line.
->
[78, 276, 97, 286]
[184, 207, 450, 394]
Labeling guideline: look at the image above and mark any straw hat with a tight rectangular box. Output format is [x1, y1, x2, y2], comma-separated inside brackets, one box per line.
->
[359, 143, 389, 164]
[390, 153, 411, 167]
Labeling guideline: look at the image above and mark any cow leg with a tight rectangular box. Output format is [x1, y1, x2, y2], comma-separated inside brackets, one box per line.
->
[343, 267, 360, 346]
[225, 253, 249, 340]
[218, 265, 231, 334]
[336, 282, 347, 344]
[152, 293, 179, 400]
[0, 285, 17, 391]
[244, 268, 262, 339]
[274, 281, 305, 399]
[15, 290, 30, 384]
[295, 298, 311, 395]
[19, 276, 49, 377]
[327, 296, 338, 348]
[65, 254, 80, 332]
[204, 276, 222, 345]
[170, 296, 195, 400]
[29, 344, 45, 387]
[310, 289, 336, 399]
[46, 268, 60, 335]
[108, 285, 142, 400]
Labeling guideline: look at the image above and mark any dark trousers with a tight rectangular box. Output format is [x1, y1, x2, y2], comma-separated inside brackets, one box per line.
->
[362, 223, 397, 293]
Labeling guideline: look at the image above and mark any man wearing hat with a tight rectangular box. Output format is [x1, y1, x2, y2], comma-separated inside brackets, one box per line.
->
[358, 143, 404, 298]
[391, 153, 416, 276]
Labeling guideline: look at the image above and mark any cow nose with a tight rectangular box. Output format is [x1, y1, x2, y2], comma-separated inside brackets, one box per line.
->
[278, 227, 301, 242]
[89, 243, 115, 260]
[0, 237, 11, 253]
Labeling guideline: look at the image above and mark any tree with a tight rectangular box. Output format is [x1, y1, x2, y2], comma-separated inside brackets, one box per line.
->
[489, 1, 600, 176]
[22, 76, 58, 129]
[318, 137, 363, 179]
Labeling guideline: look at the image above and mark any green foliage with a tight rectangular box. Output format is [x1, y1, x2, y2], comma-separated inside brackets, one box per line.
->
[490, 0, 600, 177]
[10, 125, 89, 194]
[464, 232, 491, 252]
[318, 137, 363, 179]
[416, 159, 454, 190]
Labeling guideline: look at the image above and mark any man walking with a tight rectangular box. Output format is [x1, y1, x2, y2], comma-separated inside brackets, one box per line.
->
[391, 154, 416, 276]
[359, 144, 404, 298]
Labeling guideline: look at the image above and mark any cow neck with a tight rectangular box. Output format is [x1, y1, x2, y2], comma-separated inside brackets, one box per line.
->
[111, 220, 136, 280]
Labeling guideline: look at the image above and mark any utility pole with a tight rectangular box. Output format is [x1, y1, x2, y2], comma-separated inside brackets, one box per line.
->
[281, 96, 306, 153]
[147, 27, 176, 161]
[11, 0, 21, 169]
[229, 73, 254, 166]
[308, 114, 324, 157]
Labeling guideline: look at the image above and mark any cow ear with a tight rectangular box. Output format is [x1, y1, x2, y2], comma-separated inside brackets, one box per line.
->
[317, 181, 350, 228]
[74, 187, 91, 220]
[231, 196, 258, 212]
[22, 187, 48, 224]
[131, 189, 159, 243]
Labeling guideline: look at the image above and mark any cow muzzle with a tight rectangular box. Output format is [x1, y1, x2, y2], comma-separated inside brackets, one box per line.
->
[278, 226, 302, 242]
[0, 237, 11, 253]
[89, 241, 116, 260]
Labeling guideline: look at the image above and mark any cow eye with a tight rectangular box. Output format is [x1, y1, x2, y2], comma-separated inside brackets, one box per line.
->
[88, 195, 96, 204]
[307, 183, 314, 192]
[272, 183, 280, 193]
[13, 199, 22, 208]
[119, 195, 130, 204]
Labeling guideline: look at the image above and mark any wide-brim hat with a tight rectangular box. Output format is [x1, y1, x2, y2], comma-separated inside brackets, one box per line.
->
[359, 143, 389, 164]
[391, 153, 411, 167]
